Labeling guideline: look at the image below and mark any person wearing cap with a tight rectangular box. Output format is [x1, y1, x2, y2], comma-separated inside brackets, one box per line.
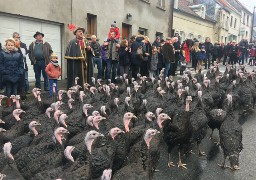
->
[45, 54, 61, 97]
[0, 38, 24, 107]
[162, 37, 175, 78]
[28, 31, 52, 91]
[90, 35, 102, 80]
[64, 27, 91, 89]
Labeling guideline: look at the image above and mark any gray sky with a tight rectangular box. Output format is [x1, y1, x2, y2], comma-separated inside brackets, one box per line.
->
[239, 0, 256, 12]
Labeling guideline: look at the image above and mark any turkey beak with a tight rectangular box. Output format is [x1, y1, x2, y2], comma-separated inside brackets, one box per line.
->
[101, 117, 106, 120]
[157, 131, 160, 134]
[0, 119, 5, 124]
[99, 133, 104, 137]
[133, 115, 137, 119]
[167, 116, 171, 120]
[36, 123, 41, 126]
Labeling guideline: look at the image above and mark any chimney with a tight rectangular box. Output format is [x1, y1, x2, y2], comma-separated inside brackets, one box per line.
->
[174, 0, 179, 9]
[193, 0, 199, 5]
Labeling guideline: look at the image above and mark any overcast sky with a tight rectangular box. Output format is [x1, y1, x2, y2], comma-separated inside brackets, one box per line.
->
[239, 0, 256, 12]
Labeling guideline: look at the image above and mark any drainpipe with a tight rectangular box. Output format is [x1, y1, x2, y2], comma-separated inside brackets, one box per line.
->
[169, 0, 174, 37]
[251, 6, 255, 42]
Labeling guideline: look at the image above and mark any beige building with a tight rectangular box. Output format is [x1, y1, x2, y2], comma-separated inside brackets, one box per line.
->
[173, 0, 216, 43]
[0, 0, 171, 80]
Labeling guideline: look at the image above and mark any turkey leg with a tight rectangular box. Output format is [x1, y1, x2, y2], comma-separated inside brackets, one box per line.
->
[167, 153, 175, 168]
[177, 150, 187, 169]
[198, 143, 206, 156]
[218, 155, 230, 169]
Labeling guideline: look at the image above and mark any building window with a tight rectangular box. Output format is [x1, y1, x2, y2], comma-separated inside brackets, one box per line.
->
[247, 15, 249, 26]
[157, 0, 165, 9]
[87, 13, 97, 36]
[234, 18, 237, 28]
[138, 27, 148, 35]
[230, 16, 233, 27]
[243, 12, 245, 24]
[156, 32, 163, 40]
[246, 31, 248, 38]
[140, 0, 150, 3]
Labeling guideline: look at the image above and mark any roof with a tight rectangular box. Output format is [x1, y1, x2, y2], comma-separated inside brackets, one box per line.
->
[176, 0, 216, 23]
[225, 0, 252, 14]
[216, 0, 239, 14]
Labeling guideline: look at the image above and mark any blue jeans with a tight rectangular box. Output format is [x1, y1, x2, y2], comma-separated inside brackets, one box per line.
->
[5, 82, 18, 97]
[240, 52, 247, 65]
[24, 71, 29, 92]
[49, 79, 58, 96]
[164, 62, 170, 78]
[93, 57, 102, 79]
[33, 60, 48, 90]
[106, 59, 118, 82]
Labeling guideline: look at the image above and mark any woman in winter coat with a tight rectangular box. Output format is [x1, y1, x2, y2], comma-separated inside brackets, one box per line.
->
[118, 39, 130, 76]
[131, 35, 145, 78]
[191, 41, 200, 72]
[149, 46, 158, 78]
[0, 38, 24, 106]
[140, 36, 152, 77]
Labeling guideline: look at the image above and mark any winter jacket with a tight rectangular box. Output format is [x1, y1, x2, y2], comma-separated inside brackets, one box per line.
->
[108, 27, 120, 40]
[228, 45, 239, 57]
[101, 45, 108, 62]
[204, 42, 213, 55]
[0, 47, 24, 84]
[29, 40, 53, 65]
[162, 43, 175, 63]
[45, 63, 61, 79]
[131, 36, 145, 65]
[106, 39, 119, 60]
[183, 42, 190, 62]
[150, 52, 158, 71]
[90, 41, 101, 57]
[118, 46, 130, 66]
[249, 48, 256, 57]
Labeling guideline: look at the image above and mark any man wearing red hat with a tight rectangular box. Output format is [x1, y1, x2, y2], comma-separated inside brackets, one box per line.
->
[64, 27, 91, 89]
[28, 31, 52, 91]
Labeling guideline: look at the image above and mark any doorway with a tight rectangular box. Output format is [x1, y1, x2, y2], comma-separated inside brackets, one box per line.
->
[87, 13, 97, 36]
[122, 23, 132, 39]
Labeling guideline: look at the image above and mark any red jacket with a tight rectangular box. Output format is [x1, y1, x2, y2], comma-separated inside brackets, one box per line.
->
[183, 42, 190, 62]
[108, 27, 120, 39]
[45, 63, 61, 79]
[249, 48, 256, 57]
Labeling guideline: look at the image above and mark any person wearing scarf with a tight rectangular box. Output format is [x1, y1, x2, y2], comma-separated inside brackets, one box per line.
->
[45, 54, 61, 97]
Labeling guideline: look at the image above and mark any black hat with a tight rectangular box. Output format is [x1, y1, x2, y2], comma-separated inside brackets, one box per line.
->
[73, 27, 85, 35]
[33, 31, 44, 38]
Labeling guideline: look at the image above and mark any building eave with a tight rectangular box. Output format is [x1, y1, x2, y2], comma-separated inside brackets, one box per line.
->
[174, 8, 216, 24]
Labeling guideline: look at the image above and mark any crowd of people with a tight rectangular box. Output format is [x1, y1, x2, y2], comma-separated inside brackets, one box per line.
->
[1, 22, 256, 106]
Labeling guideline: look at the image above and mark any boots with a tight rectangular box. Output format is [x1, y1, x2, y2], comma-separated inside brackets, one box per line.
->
[6, 98, 12, 107]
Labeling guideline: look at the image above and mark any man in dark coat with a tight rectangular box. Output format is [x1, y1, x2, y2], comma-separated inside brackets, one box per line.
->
[173, 37, 181, 74]
[162, 37, 175, 78]
[204, 37, 213, 69]
[131, 35, 145, 78]
[64, 27, 91, 89]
